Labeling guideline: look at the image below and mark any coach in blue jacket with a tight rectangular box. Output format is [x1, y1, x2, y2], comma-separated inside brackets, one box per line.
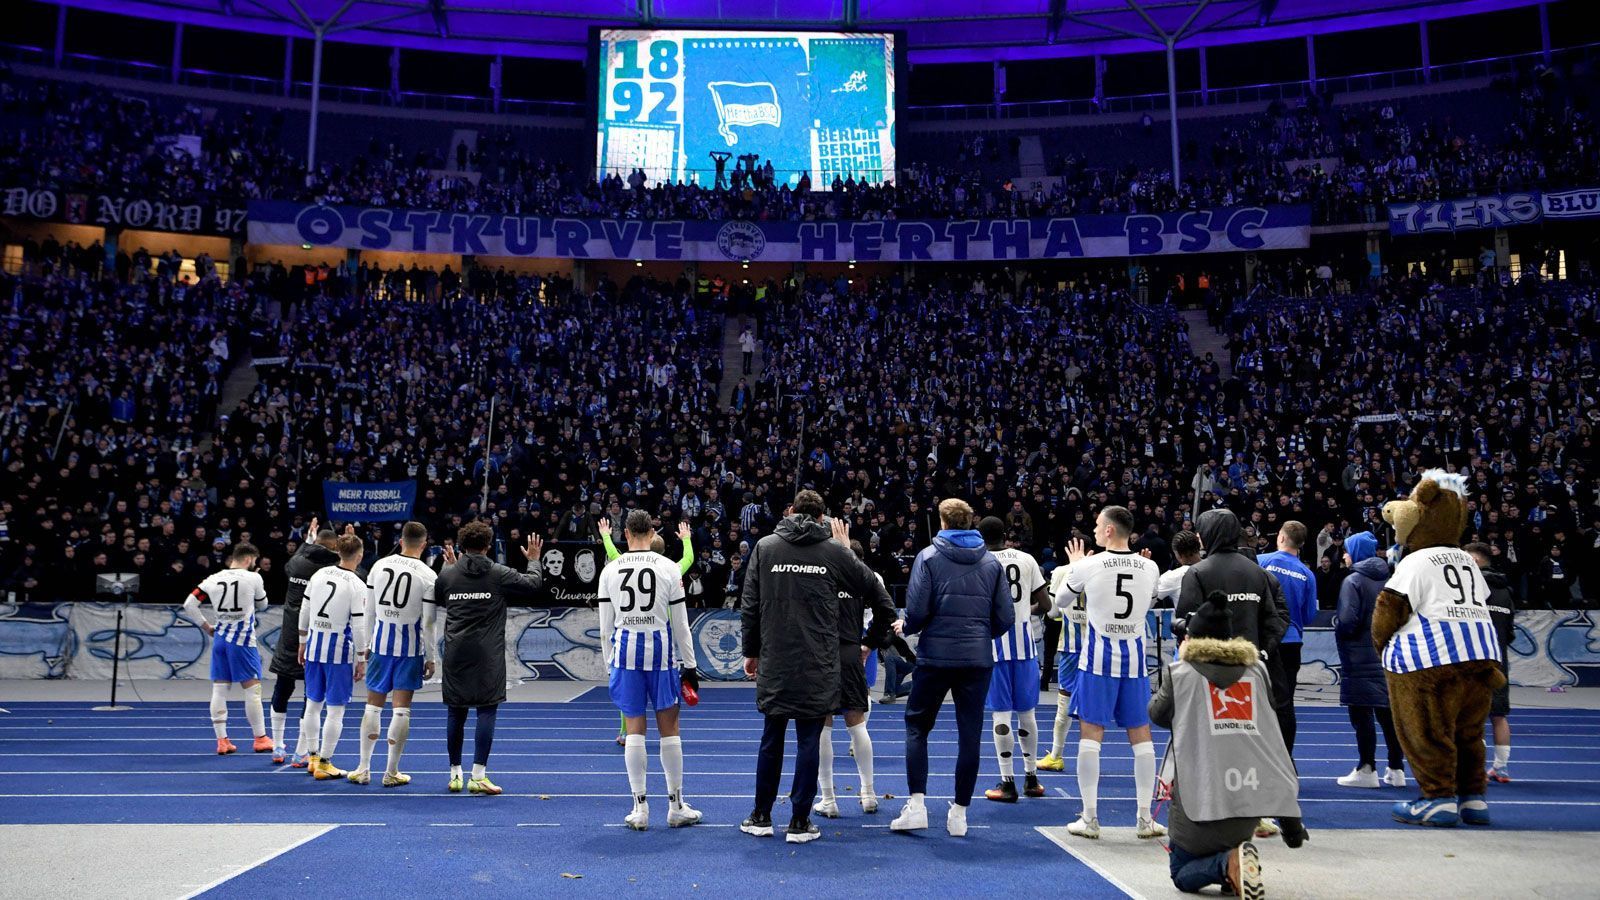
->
[890, 498, 1013, 837]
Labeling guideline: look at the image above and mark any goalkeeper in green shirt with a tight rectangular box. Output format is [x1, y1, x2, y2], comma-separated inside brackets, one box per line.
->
[600, 517, 696, 745]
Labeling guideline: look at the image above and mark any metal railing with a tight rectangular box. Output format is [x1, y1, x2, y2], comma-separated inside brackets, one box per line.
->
[6, 39, 1595, 125]
[906, 42, 1600, 123]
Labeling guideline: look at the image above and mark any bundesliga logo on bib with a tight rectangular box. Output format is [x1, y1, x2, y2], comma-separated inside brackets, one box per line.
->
[1207, 682, 1258, 734]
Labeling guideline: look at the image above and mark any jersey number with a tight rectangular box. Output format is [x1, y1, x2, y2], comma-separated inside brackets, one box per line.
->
[1004, 564, 1023, 605]
[214, 581, 241, 614]
[617, 567, 657, 613]
[1224, 767, 1260, 791]
[1441, 564, 1482, 607]
[1113, 573, 1136, 619]
[376, 569, 413, 610]
[316, 582, 336, 618]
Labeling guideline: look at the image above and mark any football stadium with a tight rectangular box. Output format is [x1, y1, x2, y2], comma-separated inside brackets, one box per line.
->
[1, 0, 1599, 896]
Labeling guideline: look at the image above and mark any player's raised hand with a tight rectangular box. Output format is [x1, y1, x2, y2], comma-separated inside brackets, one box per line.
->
[441, 544, 458, 566]
[1140, 548, 1153, 559]
[526, 533, 544, 560]
[598, 517, 611, 535]
[306, 516, 319, 537]
[829, 516, 850, 547]
[342, 523, 356, 537]
[677, 521, 691, 541]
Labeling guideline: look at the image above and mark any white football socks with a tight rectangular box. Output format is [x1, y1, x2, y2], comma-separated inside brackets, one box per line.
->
[1493, 743, 1511, 769]
[387, 708, 411, 775]
[625, 734, 648, 803]
[661, 735, 685, 809]
[244, 683, 265, 739]
[1018, 710, 1038, 774]
[209, 683, 229, 739]
[471, 763, 486, 780]
[297, 700, 323, 757]
[1051, 692, 1071, 757]
[271, 711, 287, 750]
[1077, 738, 1102, 821]
[359, 704, 383, 772]
[847, 721, 874, 796]
[1132, 741, 1157, 820]
[817, 724, 836, 800]
[993, 711, 1016, 781]
[318, 705, 345, 760]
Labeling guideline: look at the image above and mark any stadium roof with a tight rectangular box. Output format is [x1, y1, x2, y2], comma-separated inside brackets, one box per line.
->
[57, 0, 1546, 63]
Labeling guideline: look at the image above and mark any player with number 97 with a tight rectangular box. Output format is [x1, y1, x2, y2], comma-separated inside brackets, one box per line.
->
[598, 509, 703, 831]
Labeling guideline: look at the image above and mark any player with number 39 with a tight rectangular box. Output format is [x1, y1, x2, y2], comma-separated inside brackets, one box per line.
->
[598, 510, 703, 831]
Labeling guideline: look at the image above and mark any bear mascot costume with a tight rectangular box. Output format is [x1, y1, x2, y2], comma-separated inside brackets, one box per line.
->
[1372, 469, 1506, 827]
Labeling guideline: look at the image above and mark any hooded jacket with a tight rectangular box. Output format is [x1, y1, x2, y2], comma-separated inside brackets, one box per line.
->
[902, 530, 1013, 668]
[435, 552, 543, 708]
[1335, 556, 1392, 707]
[1150, 637, 1290, 856]
[741, 515, 891, 718]
[1176, 509, 1289, 655]
[1483, 567, 1516, 649]
[270, 540, 341, 677]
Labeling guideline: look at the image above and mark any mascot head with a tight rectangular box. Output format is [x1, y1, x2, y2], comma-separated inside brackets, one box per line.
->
[1383, 468, 1469, 553]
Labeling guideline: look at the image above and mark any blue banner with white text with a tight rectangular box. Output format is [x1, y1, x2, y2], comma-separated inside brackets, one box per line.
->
[1387, 186, 1600, 235]
[248, 201, 1311, 261]
[323, 481, 416, 522]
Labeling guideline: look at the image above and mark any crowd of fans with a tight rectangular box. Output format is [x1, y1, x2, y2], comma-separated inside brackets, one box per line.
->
[1, 246, 1595, 612]
[4, 62, 1596, 226]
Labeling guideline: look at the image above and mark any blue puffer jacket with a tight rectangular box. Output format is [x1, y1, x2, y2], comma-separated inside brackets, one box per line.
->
[902, 530, 1013, 668]
[1335, 556, 1393, 707]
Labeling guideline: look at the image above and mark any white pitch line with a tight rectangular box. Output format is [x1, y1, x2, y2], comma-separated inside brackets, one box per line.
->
[177, 823, 337, 900]
[1036, 826, 1148, 900]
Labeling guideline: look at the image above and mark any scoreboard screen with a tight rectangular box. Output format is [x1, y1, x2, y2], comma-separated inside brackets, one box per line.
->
[594, 28, 897, 189]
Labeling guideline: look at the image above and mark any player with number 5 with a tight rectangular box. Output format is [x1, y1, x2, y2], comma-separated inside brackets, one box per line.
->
[598, 509, 704, 831]
[1056, 506, 1165, 840]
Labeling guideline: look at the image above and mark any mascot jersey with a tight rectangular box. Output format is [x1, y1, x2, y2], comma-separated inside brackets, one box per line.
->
[1381, 547, 1501, 674]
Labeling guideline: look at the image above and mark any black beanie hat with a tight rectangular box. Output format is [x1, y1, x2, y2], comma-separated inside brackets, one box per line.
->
[1187, 591, 1234, 641]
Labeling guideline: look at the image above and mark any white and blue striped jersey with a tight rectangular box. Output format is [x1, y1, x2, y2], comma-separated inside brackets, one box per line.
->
[299, 565, 368, 665]
[189, 569, 268, 647]
[1051, 566, 1087, 656]
[598, 551, 694, 671]
[1381, 548, 1501, 674]
[365, 554, 438, 659]
[993, 547, 1045, 662]
[1063, 550, 1159, 678]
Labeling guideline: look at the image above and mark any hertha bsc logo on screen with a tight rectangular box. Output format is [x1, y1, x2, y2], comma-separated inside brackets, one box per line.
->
[1208, 682, 1258, 734]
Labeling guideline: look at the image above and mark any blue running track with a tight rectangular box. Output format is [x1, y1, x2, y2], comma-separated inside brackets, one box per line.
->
[2, 688, 1596, 897]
